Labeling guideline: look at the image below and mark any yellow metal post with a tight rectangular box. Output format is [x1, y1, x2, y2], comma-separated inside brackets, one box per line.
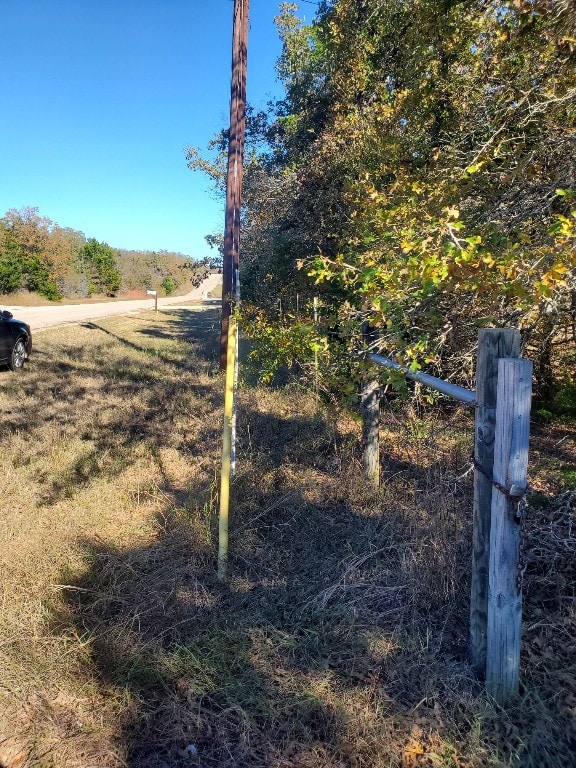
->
[218, 314, 238, 581]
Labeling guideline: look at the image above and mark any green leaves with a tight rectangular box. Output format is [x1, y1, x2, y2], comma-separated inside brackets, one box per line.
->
[230, 0, 576, 401]
[81, 238, 122, 297]
[0, 242, 24, 294]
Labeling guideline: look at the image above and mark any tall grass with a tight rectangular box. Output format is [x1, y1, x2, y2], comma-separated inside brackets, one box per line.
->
[0, 308, 573, 767]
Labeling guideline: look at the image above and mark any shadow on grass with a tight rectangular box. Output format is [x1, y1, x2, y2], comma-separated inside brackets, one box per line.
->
[0, 308, 225, 505]
[51, 498, 392, 767]
[48, 400, 482, 768]
[20, 304, 574, 768]
[49, 408, 576, 768]
[48, 412, 576, 768]
[80, 307, 222, 373]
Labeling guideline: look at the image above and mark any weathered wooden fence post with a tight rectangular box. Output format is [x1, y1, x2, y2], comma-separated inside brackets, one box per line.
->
[361, 380, 380, 489]
[470, 329, 521, 675]
[361, 322, 380, 489]
[486, 357, 532, 702]
[313, 296, 319, 394]
[367, 327, 531, 692]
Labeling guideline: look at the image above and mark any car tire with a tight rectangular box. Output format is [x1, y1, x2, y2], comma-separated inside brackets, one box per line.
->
[9, 338, 27, 371]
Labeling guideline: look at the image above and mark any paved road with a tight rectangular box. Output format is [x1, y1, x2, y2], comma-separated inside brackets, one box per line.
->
[2, 273, 222, 331]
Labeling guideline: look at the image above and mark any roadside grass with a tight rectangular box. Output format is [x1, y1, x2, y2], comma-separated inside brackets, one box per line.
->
[207, 282, 223, 299]
[2, 277, 208, 307]
[0, 307, 573, 768]
[2, 289, 155, 306]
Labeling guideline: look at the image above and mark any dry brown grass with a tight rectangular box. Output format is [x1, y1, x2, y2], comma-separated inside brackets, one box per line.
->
[0, 307, 574, 768]
[3, 290, 153, 306]
[2, 280, 205, 308]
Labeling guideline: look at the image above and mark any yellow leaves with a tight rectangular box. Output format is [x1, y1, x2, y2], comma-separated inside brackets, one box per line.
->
[497, 263, 517, 279]
[403, 738, 426, 763]
[549, 263, 568, 278]
[401, 240, 415, 254]
[443, 206, 460, 220]
[395, 88, 411, 105]
[374, 103, 395, 120]
[541, 263, 570, 288]
[464, 162, 484, 175]
[549, 210, 576, 242]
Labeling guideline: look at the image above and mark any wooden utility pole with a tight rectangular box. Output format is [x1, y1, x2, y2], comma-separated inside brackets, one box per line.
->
[220, 0, 249, 369]
[218, 0, 249, 581]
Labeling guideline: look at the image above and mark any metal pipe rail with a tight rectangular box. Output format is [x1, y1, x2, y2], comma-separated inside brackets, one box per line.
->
[369, 353, 477, 406]
[369, 330, 530, 703]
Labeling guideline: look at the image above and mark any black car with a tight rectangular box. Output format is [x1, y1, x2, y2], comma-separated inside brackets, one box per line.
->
[0, 310, 32, 370]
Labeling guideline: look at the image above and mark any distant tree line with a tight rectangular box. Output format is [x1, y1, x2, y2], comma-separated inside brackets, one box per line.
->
[0, 207, 209, 300]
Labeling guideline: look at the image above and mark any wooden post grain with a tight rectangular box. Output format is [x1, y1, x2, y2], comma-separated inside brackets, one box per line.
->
[361, 379, 380, 489]
[486, 357, 532, 703]
[220, 0, 249, 369]
[313, 297, 319, 393]
[361, 321, 380, 489]
[470, 328, 521, 675]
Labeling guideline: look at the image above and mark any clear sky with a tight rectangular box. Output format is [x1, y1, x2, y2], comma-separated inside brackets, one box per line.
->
[0, 0, 315, 260]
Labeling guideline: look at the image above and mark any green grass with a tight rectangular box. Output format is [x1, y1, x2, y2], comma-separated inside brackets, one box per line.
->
[0, 307, 574, 767]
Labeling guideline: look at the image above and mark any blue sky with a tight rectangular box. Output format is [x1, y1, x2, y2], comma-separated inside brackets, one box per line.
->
[0, 0, 315, 260]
